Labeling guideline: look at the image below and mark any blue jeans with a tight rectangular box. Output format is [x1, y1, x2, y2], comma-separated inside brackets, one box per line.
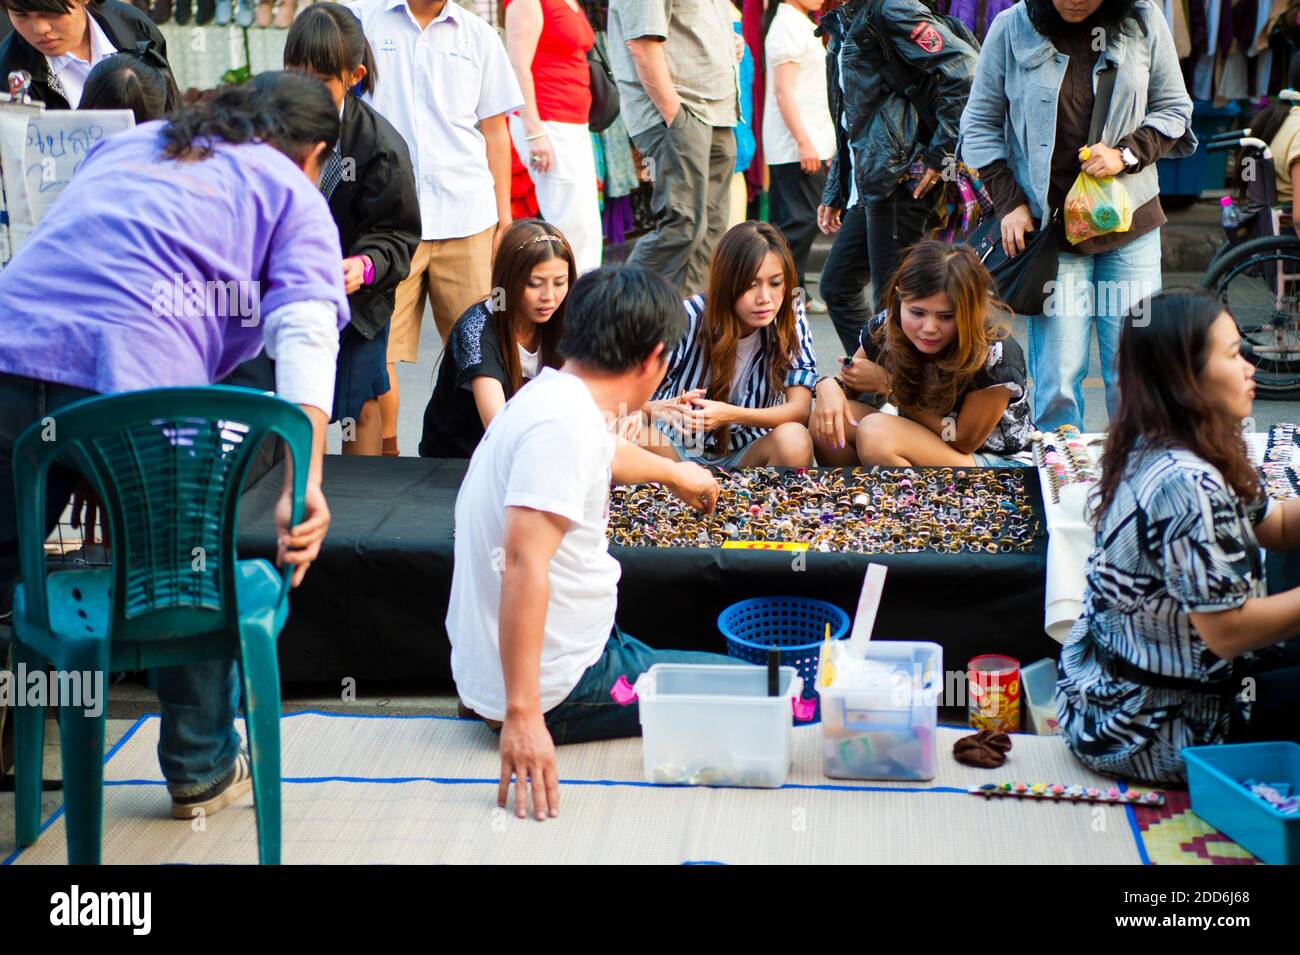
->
[0, 372, 242, 795]
[544, 626, 738, 745]
[1028, 229, 1162, 431]
[972, 452, 1030, 468]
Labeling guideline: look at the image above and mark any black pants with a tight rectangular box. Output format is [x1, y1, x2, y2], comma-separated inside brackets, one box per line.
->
[1228, 638, 1300, 744]
[0, 373, 97, 614]
[821, 202, 871, 356]
[821, 185, 931, 356]
[863, 186, 932, 310]
[768, 161, 826, 296]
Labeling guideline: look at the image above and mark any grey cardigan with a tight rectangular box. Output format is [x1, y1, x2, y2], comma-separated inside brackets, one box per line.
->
[959, 0, 1196, 229]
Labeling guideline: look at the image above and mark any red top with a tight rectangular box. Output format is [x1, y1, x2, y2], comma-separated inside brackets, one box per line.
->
[504, 0, 594, 124]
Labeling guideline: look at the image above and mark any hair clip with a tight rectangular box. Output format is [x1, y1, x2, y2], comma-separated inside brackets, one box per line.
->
[515, 234, 564, 253]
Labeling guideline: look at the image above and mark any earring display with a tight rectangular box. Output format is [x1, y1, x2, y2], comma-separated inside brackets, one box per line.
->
[608, 466, 1042, 554]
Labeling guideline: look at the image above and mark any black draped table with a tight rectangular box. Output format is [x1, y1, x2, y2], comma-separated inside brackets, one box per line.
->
[237, 457, 1060, 686]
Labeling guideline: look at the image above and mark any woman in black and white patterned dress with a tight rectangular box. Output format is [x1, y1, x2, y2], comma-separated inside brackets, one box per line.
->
[1058, 289, 1300, 785]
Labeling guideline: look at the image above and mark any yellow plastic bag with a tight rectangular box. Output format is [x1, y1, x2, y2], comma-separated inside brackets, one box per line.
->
[1063, 148, 1134, 245]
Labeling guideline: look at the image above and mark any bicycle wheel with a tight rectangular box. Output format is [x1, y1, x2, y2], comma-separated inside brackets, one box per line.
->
[1202, 234, 1300, 399]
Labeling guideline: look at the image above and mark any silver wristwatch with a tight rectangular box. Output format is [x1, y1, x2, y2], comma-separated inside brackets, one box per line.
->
[1120, 146, 1139, 172]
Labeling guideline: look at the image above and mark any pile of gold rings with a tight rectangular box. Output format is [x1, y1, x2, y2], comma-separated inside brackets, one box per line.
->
[607, 466, 1041, 553]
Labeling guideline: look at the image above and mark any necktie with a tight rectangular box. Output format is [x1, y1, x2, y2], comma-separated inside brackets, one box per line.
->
[319, 147, 344, 201]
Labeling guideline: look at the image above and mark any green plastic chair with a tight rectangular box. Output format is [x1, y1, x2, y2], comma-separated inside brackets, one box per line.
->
[9, 386, 311, 865]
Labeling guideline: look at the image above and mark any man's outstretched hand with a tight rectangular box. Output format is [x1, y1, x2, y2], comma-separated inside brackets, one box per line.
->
[498, 710, 560, 821]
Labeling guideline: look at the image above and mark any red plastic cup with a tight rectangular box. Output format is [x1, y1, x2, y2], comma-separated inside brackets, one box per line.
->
[968, 655, 1021, 733]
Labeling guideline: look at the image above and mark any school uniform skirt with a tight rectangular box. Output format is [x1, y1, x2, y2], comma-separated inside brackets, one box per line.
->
[331, 323, 391, 424]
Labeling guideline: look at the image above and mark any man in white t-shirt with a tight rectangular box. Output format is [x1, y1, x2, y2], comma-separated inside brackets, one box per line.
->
[447, 266, 735, 821]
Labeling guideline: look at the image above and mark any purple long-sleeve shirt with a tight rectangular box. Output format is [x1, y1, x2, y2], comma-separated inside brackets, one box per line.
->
[0, 121, 349, 395]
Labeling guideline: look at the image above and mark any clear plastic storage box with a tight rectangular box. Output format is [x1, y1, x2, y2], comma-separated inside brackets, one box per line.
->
[635, 663, 802, 788]
[1021, 658, 1061, 736]
[820, 641, 942, 781]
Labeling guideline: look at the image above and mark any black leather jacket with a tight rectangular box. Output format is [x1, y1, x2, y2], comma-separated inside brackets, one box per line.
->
[820, 0, 979, 208]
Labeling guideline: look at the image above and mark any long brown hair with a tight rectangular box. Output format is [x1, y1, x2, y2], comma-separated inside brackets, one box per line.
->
[702, 221, 801, 453]
[874, 240, 1011, 415]
[489, 219, 576, 394]
[1093, 288, 1260, 524]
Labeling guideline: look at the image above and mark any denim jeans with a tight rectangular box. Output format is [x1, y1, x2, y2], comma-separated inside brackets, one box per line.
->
[543, 626, 739, 745]
[0, 372, 242, 795]
[1027, 229, 1162, 431]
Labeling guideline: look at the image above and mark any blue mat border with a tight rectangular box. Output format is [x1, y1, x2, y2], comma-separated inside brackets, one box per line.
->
[2, 712, 151, 866]
[4, 709, 1150, 865]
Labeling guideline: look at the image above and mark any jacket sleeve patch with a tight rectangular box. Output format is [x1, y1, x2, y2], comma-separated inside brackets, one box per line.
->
[909, 22, 944, 54]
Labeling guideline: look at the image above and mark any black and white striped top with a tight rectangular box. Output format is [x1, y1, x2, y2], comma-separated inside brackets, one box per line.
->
[1057, 444, 1272, 784]
[652, 294, 819, 461]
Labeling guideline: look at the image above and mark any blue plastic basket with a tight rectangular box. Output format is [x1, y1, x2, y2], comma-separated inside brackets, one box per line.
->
[1183, 742, 1300, 865]
[718, 596, 850, 703]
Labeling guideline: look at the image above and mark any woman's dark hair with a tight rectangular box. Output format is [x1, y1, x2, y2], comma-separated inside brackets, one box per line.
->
[875, 240, 1012, 416]
[80, 52, 170, 123]
[1, 0, 83, 14]
[762, 0, 782, 36]
[283, 2, 377, 97]
[559, 266, 687, 374]
[1093, 288, 1260, 524]
[1243, 58, 1300, 167]
[488, 219, 576, 394]
[1024, 0, 1140, 45]
[160, 70, 339, 164]
[701, 221, 800, 454]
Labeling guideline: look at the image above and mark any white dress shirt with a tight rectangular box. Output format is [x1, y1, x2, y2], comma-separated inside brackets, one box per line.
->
[263, 299, 341, 415]
[45, 13, 117, 108]
[345, 0, 524, 241]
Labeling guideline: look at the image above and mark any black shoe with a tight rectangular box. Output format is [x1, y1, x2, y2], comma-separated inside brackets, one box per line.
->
[170, 749, 252, 819]
[173, 0, 191, 24]
[195, 0, 216, 24]
[148, 0, 173, 23]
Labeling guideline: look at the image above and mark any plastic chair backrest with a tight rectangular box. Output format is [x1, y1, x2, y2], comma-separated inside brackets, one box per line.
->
[11, 386, 312, 643]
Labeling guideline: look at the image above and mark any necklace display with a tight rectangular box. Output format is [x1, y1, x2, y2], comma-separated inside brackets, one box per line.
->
[1032, 426, 1103, 505]
[1259, 423, 1300, 500]
[608, 466, 1042, 554]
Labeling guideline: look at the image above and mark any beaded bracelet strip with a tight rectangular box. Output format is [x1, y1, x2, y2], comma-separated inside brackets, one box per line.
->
[968, 782, 1165, 806]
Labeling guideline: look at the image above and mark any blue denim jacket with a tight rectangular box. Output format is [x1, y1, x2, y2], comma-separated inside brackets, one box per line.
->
[959, 0, 1196, 229]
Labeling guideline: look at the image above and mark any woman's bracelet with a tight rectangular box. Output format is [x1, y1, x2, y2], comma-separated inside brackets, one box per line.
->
[525, 132, 548, 141]
[814, 375, 855, 398]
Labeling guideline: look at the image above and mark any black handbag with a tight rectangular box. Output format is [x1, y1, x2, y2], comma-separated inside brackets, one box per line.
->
[966, 65, 1118, 315]
[969, 209, 1062, 315]
[587, 42, 620, 134]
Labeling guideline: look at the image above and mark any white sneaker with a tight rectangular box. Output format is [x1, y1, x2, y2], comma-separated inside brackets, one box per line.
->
[805, 298, 828, 314]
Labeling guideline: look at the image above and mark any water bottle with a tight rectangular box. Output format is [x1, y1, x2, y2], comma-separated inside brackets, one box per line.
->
[1221, 195, 1242, 229]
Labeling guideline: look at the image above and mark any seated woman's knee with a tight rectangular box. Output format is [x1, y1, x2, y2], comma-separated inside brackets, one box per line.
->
[855, 414, 896, 465]
[769, 421, 814, 466]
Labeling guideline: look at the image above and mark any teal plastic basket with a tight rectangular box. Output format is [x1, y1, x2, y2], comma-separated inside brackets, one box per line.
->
[1183, 742, 1300, 865]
